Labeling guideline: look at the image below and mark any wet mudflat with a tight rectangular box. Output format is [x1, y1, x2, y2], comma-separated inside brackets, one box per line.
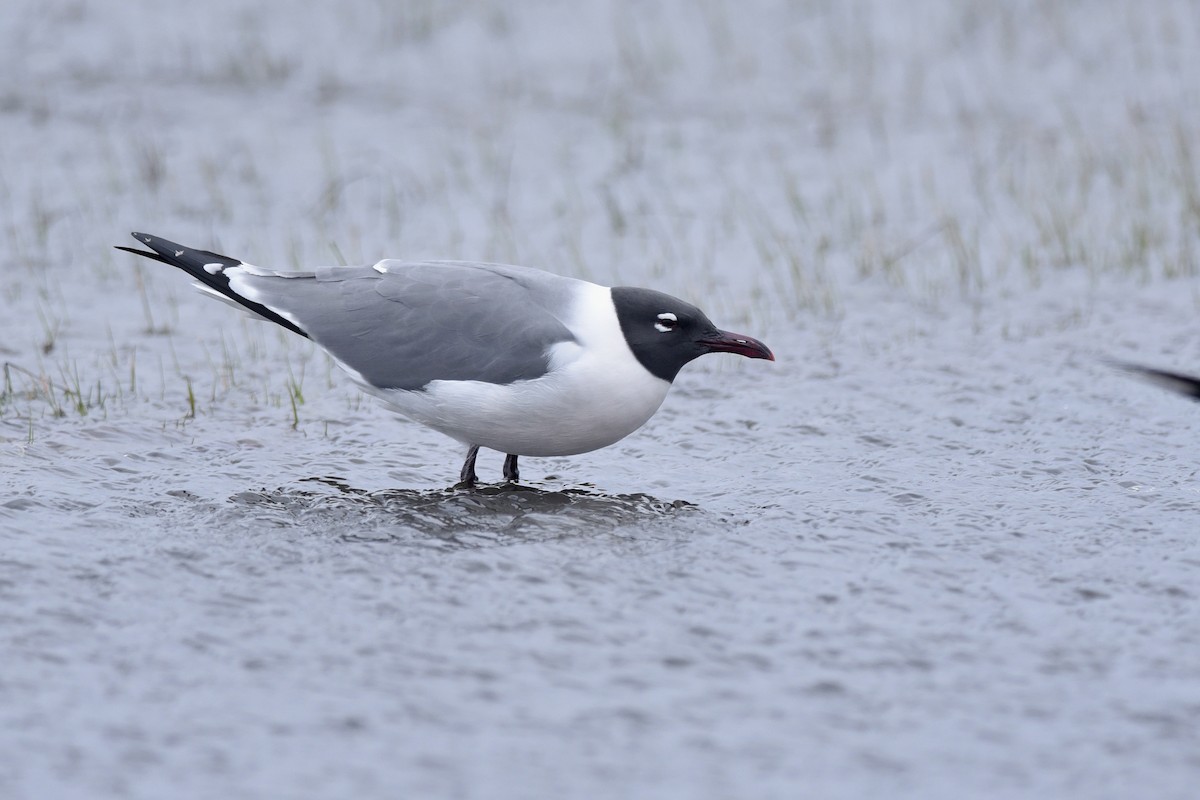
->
[3, 1, 1200, 798]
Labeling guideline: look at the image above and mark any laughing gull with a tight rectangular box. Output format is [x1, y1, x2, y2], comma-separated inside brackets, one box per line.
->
[117, 232, 774, 486]
[1114, 362, 1200, 401]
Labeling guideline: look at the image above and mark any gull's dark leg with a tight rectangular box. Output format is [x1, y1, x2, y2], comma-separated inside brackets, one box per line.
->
[503, 454, 520, 483]
[459, 445, 480, 487]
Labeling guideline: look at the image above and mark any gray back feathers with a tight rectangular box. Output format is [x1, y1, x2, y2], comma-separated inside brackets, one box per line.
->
[236, 261, 580, 390]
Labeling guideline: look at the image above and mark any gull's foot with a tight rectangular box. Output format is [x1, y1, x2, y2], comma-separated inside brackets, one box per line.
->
[458, 445, 481, 488]
[503, 453, 520, 483]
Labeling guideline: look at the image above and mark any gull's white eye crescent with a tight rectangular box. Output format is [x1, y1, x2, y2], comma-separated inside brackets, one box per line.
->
[655, 312, 678, 333]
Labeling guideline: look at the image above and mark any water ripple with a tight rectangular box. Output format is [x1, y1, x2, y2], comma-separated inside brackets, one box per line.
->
[146, 475, 699, 551]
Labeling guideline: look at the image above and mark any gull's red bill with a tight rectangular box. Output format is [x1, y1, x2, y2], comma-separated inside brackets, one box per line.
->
[699, 330, 775, 361]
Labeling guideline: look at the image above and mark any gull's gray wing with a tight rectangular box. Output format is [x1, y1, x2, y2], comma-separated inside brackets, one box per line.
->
[231, 261, 580, 390]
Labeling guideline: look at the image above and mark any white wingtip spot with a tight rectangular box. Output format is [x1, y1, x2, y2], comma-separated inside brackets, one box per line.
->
[372, 262, 388, 274]
[175, 250, 184, 257]
[203, 262, 224, 274]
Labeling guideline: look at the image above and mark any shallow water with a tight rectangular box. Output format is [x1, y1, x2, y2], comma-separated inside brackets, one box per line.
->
[4, 1, 1200, 798]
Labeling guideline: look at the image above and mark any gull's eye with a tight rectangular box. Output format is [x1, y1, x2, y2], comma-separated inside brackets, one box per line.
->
[655, 312, 679, 333]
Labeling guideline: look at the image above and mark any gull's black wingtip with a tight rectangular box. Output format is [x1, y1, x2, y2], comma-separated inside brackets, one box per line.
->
[1111, 360, 1200, 401]
[115, 232, 164, 260]
[114, 241, 168, 264]
[113, 230, 311, 340]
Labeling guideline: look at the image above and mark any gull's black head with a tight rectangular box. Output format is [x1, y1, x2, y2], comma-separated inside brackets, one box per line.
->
[611, 286, 774, 383]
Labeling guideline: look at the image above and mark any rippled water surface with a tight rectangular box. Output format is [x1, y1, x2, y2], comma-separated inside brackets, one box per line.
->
[4, 1, 1200, 798]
